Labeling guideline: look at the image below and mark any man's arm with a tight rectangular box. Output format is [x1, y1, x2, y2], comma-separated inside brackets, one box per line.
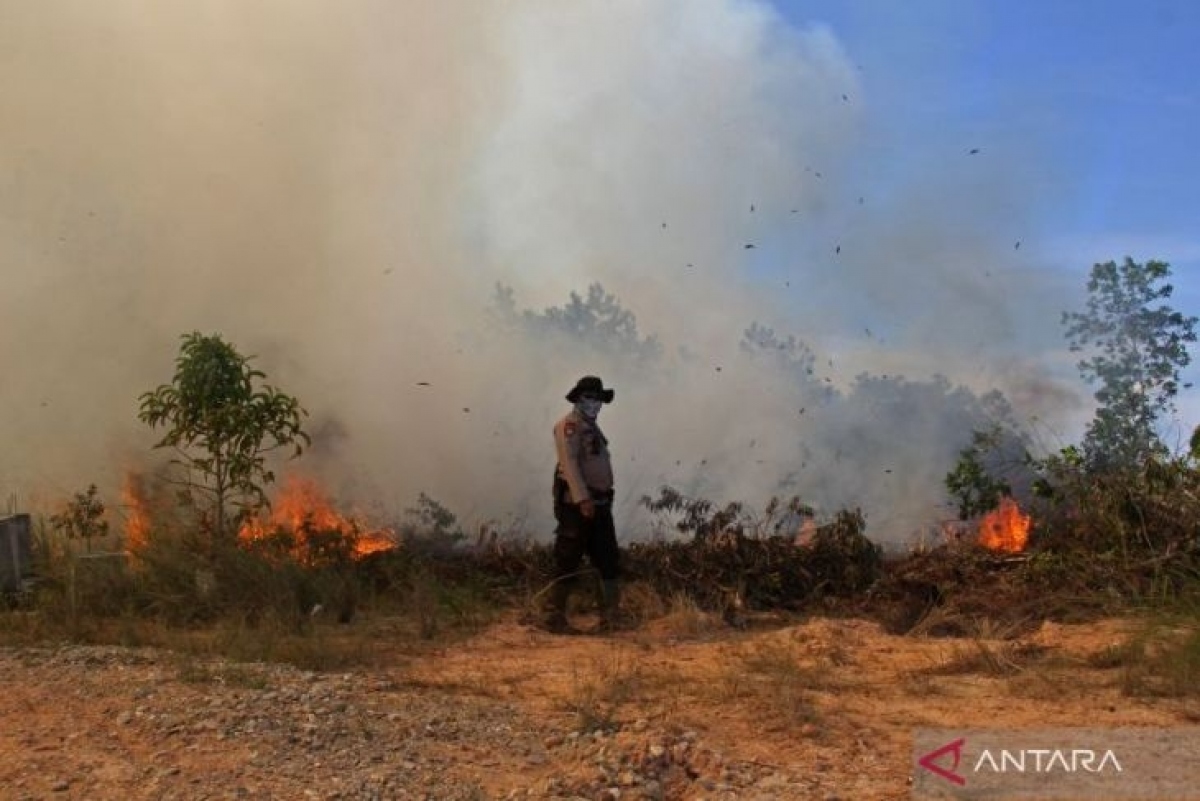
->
[553, 419, 591, 506]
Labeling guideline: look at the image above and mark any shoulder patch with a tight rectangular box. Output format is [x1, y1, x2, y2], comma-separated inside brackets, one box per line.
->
[564, 421, 577, 436]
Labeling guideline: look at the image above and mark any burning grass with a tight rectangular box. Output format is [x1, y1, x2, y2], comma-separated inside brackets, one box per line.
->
[5, 469, 1200, 703]
[238, 475, 398, 562]
[977, 496, 1031, 553]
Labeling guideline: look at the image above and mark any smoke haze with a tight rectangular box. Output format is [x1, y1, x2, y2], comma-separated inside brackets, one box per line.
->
[0, 1, 1083, 542]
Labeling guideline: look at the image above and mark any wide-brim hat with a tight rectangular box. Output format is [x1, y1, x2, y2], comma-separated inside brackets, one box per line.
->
[566, 375, 615, 403]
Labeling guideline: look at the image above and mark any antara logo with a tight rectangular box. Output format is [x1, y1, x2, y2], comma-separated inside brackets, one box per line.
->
[973, 748, 1122, 774]
[918, 737, 967, 785]
[918, 737, 1123, 785]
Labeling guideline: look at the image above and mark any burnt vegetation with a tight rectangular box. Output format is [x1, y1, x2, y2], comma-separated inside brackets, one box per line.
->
[2, 258, 1199, 681]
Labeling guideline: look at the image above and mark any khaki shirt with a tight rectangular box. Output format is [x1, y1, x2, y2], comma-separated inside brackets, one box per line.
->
[553, 409, 614, 504]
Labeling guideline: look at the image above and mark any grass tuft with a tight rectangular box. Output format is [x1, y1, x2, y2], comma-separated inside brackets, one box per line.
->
[563, 650, 645, 734]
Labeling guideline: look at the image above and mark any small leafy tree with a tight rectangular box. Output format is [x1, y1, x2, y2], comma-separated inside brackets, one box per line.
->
[1063, 258, 1197, 470]
[944, 426, 1031, 519]
[49, 484, 109, 552]
[138, 332, 310, 543]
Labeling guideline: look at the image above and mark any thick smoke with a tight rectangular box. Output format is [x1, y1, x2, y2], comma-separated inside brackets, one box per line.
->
[0, 1, 1080, 543]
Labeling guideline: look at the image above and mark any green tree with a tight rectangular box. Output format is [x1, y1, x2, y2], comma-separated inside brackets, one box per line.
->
[49, 484, 109, 552]
[491, 282, 662, 364]
[1062, 258, 1197, 470]
[944, 427, 1018, 519]
[138, 332, 310, 542]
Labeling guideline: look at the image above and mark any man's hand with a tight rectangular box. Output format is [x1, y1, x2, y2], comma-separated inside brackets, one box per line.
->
[579, 499, 596, 519]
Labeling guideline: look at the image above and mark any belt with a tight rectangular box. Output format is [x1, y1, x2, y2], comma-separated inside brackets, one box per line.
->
[589, 487, 615, 504]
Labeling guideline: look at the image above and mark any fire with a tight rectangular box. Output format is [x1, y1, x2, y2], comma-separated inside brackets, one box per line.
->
[793, 517, 818, 547]
[121, 471, 152, 554]
[978, 497, 1031, 553]
[239, 475, 397, 560]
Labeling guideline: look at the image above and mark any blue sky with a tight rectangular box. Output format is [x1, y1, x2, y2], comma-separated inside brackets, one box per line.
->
[773, 0, 1200, 276]
[765, 0, 1200, 431]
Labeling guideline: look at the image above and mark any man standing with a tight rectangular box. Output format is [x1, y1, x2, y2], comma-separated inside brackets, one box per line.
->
[544, 375, 623, 634]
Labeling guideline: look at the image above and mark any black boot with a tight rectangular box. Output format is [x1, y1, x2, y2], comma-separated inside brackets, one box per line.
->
[541, 578, 580, 635]
[595, 579, 628, 633]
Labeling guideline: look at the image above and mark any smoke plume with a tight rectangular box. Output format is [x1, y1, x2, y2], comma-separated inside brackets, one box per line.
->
[0, 1, 1081, 543]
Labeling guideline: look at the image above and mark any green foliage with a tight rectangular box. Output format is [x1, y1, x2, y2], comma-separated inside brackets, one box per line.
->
[1028, 445, 1085, 501]
[1029, 445, 1200, 574]
[138, 332, 310, 542]
[389, 493, 469, 561]
[801, 508, 882, 596]
[131, 522, 355, 630]
[491, 282, 662, 363]
[740, 322, 823, 386]
[640, 486, 746, 542]
[942, 424, 1036, 519]
[1062, 257, 1198, 470]
[49, 484, 110, 551]
[945, 428, 1014, 519]
[631, 488, 878, 608]
[404, 493, 462, 541]
[640, 485, 812, 542]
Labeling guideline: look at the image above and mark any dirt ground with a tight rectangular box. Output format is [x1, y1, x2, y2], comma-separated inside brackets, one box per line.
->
[402, 611, 1198, 797]
[1, 609, 1196, 800]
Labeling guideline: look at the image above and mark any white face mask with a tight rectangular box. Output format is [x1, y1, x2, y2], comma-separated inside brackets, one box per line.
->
[576, 399, 603, 419]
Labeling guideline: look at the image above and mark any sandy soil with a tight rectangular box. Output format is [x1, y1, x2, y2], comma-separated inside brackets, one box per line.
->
[0, 611, 1196, 800]
[405, 611, 1198, 797]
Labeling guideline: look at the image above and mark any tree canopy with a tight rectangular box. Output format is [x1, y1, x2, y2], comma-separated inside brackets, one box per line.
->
[1062, 257, 1197, 469]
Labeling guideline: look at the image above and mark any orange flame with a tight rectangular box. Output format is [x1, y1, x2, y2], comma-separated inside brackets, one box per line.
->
[121, 472, 152, 554]
[239, 475, 397, 560]
[793, 518, 818, 547]
[978, 497, 1031, 553]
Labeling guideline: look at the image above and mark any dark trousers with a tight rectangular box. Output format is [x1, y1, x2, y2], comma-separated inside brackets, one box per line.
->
[552, 502, 620, 583]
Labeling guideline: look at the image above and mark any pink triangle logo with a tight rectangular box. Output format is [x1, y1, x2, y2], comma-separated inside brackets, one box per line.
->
[918, 737, 967, 786]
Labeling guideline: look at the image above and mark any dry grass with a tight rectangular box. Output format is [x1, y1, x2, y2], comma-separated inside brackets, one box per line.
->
[914, 615, 1050, 678]
[657, 592, 724, 639]
[1004, 665, 1085, 701]
[923, 639, 1049, 678]
[621, 580, 668, 622]
[175, 657, 273, 689]
[898, 671, 944, 697]
[1099, 616, 1200, 699]
[706, 637, 842, 736]
[562, 648, 647, 733]
[0, 519, 509, 674]
[908, 608, 1200, 703]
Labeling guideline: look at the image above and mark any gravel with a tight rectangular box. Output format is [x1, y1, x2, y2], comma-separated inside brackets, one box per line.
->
[0, 644, 824, 800]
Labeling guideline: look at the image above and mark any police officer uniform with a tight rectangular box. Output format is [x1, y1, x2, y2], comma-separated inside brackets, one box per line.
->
[544, 376, 622, 633]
